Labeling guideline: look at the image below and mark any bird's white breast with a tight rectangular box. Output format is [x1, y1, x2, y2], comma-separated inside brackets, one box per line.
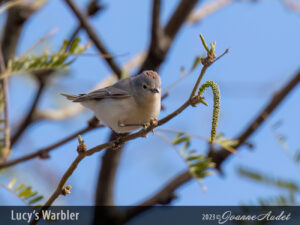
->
[80, 95, 160, 133]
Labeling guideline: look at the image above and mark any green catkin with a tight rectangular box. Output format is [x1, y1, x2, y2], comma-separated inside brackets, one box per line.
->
[198, 81, 220, 143]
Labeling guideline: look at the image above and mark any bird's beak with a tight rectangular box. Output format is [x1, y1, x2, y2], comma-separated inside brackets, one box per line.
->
[151, 88, 159, 93]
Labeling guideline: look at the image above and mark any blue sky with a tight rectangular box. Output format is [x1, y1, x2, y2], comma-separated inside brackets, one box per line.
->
[1, 0, 300, 207]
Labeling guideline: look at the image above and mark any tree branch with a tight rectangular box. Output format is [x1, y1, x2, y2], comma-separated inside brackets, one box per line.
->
[63, 0, 122, 78]
[0, 118, 103, 169]
[67, 0, 105, 50]
[121, 69, 300, 220]
[62, 0, 126, 213]
[35, 0, 233, 122]
[9, 0, 104, 146]
[120, 171, 191, 224]
[0, 44, 10, 162]
[30, 48, 224, 225]
[94, 132, 123, 206]
[139, 0, 200, 72]
[0, 0, 45, 161]
[1, 1, 46, 64]
[93, 0, 162, 210]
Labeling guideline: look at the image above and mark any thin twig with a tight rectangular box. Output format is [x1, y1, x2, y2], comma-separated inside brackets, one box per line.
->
[22, 28, 58, 56]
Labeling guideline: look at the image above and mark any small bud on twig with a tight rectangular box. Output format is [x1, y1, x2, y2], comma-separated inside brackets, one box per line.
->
[38, 151, 50, 159]
[77, 135, 87, 153]
[62, 185, 72, 196]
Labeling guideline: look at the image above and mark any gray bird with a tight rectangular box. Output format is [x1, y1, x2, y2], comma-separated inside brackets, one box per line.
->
[61, 71, 161, 133]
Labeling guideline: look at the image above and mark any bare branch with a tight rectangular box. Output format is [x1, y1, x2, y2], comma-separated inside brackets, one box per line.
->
[0, 118, 103, 169]
[151, 0, 162, 46]
[0, 45, 10, 162]
[139, 0, 200, 72]
[94, 132, 123, 206]
[67, 0, 105, 50]
[63, 0, 122, 78]
[120, 171, 191, 223]
[1, 1, 46, 64]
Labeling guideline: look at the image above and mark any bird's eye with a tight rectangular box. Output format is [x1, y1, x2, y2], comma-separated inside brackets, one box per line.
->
[143, 85, 147, 89]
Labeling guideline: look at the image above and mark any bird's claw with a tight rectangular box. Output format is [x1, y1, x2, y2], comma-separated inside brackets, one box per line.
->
[111, 136, 122, 150]
[142, 118, 158, 135]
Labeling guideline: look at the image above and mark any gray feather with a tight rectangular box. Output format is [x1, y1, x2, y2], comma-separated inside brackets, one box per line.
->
[61, 78, 132, 102]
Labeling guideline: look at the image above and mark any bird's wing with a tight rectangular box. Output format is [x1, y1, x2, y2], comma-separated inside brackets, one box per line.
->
[72, 86, 131, 102]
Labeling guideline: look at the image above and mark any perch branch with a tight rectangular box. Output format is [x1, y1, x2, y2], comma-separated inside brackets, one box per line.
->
[30, 48, 226, 225]
[122, 69, 300, 219]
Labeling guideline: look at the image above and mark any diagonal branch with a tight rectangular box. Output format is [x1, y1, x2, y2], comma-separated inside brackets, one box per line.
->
[30, 48, 225, 225]
[0, 118, 103, 169]
[63, 0, 122, 78]
[67, 0, 105, 50]
[122, 69, 300, 220]
[120, 171, 191, 224]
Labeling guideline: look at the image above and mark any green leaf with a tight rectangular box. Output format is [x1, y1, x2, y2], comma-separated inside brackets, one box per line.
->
[14, 183, 26, 193]
[1, 39, 89, 79]
[69, 38, 81, 54]
[190, 57, 203, 73]
[199, 34, 210, 54]
[8, 178, 17, 189]
[28, 195, 44, 205]
[238, 167, 299, 192]
[23, 191, 38, 200]
[19, 187, 32, 198]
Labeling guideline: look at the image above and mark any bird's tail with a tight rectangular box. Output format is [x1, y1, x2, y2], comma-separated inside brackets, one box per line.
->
[60, 93, 79, 101]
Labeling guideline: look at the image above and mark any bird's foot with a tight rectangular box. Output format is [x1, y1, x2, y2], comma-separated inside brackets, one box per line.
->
[111, 135, 122, 151]
[142, 118, 158, 135]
